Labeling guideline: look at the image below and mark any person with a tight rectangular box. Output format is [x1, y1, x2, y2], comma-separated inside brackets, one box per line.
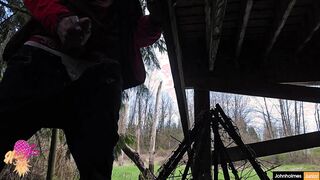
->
[0, 0, 162, 179]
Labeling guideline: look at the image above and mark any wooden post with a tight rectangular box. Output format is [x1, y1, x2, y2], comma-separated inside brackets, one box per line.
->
[192, 90, 212, 179]
[46, 129, 58, 180]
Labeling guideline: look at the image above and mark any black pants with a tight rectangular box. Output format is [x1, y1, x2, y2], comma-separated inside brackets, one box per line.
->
[0, 45, 122, 179]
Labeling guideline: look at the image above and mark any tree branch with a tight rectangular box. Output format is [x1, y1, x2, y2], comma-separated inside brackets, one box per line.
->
[0, 12, 16, 27]
[0, 0, 29, 14]
[122, 144, 156, 179]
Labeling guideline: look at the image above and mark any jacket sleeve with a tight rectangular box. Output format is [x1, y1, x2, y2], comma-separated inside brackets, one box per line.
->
[134, 15, 162, 48]
[23, 0, 74, 34]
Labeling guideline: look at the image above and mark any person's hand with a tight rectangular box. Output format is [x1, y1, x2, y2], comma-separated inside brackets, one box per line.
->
[147, 0, 164, 26]
[57, 16, 92, 50]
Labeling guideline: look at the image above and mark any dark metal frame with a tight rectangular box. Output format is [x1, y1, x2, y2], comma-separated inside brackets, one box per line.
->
[156, 104, 270, 180]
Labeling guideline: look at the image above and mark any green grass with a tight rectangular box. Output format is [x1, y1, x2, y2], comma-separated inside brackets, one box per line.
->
[112, 164, 320, 180]
[112, 165, 142, 180]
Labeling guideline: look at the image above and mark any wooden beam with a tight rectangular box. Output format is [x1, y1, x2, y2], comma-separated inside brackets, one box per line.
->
[296, 1, 320, 54]
[213, 131, 320, 163]
[194, 90, 210, 117]
[193, 90, 212, 179]
[162, 0, 191, 143]
[234, 0, 253, 66]
[185, 77, 320, 103]
[264, 0, 296, 61]
[205, 0, 228, 71]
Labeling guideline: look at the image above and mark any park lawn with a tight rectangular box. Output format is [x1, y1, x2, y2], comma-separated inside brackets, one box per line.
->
[112, 164, 185, 180]
[112, 164, 320, 180]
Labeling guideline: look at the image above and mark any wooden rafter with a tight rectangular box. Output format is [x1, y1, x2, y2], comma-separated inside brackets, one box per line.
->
[205, 0, 228, 71]
[234, 0, 253, 66]
[264, 0, 296, 61]
[186, 77, 320, 103]
[162, 0, 191, 144]
[296, 1, 320, 54]
[214, 131, 320, 163]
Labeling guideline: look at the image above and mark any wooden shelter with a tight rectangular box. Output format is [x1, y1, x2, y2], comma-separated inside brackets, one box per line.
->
[162, 0, 320, 167]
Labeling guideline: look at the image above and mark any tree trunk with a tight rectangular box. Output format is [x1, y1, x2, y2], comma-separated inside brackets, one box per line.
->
[166, 103, 173, 149]
[186, 90, 194, 126]
[297, 102, 301, 134]
[294, 101, 299, 135]
[302, 103, 307, 157]
[128, 94, 138, 128]
[119, 102, 129, 135]
[136, 97, 142, 154]
[263, 98, 274, 139]
[118, 102, 129, 166]
[148, 81, 162, 173]
[285, 100, 292, 135]
[301, 103, 306, 134]
[315, 104, 320, 131]
[46, 129, 59, 180]
[279, 100, 288, 137]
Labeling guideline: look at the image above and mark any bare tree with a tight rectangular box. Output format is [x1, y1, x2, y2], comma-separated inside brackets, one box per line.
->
[128, 92, 137, 130]
[279, 100, 293, 137]
[314, 104, 320, 131]
[148, 81, 162, 173]
[119, 93, 130, 135]
[252, 97, 277, 140]
[210, 92, 232, 116]
[186, 89, 194, 126]
[293, 101, 304, 135]
[263, 98, 274, 139]
[118, 96, 129, 166]
[156, 94, 176, 150]
[136, 96, 142, 154]
[133, 84, 150, 154]
[301, 103, 306, 133]
[158, 95, 169, 132]
[166, 100, 174, 149]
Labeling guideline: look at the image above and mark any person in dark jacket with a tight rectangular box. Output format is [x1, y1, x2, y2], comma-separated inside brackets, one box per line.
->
[0, 0, 162, 179]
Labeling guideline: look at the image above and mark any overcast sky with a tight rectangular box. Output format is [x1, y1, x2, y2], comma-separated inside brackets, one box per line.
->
[152, 51, 319, 136]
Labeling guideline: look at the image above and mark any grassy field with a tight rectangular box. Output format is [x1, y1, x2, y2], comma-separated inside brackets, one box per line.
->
[112, 164, 320, 180]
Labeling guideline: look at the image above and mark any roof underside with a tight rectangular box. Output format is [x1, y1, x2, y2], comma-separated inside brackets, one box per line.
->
[162, 0, 320, 159]
[165, 0, 320, 104]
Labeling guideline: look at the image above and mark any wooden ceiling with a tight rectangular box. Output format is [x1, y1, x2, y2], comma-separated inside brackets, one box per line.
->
[163, 0, 320, 104]
[161, 0, 320, 156]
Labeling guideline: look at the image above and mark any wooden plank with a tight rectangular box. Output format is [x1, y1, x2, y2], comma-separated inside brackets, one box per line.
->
[223, 21, 238, 29]
[213, 131, 320, 163]
[234, 0, 253, 65]
[264, 0, 296, 62]
[180, 24, 205, 33]
[250, 10, 273, 19]
[205, 0, 228, 71]
[296, 2, 320, 54]
[252, 1, 273, 9]
[162, 0, 191, 144]
[246, 19, 270, 28]
[176, 0, 204, 8]
[181, 31, 205, 38]
[185, 77, 320, 103]
[178, 16, 205, 25]
[176, 6, 204, 17]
